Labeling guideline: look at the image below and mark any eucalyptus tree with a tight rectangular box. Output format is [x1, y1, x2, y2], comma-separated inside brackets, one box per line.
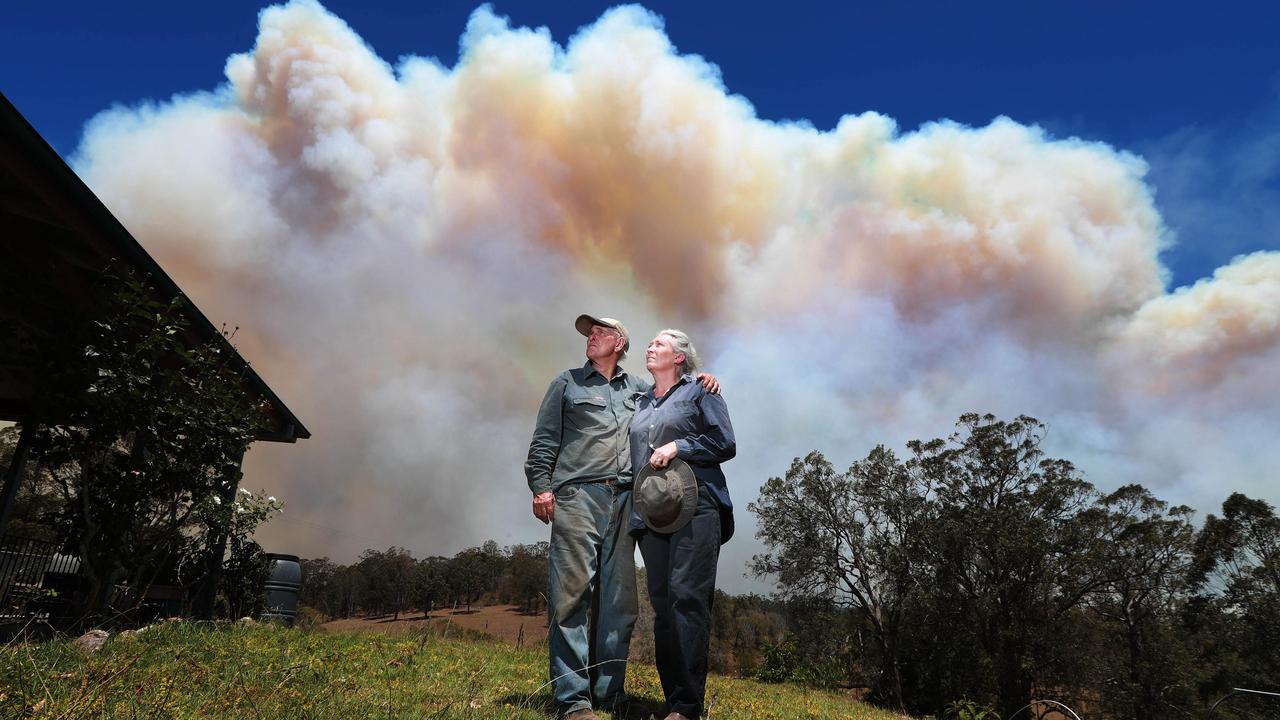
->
[501, 541, 548, 614]
[357, 546, 415, 618]
[1190, 493, 1280, 697]
[449, 540, 505, 611]
[1087, 484, 1199, 720]
[753, 414, 1126, 716]
[751, 445, 932, 709]
[912, 414, 1110, 720]
[411, 555, 451, 614]
[298, 557, 339, 615]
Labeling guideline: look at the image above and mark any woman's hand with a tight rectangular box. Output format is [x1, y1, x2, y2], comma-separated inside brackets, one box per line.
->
[649, 441, 679, 469]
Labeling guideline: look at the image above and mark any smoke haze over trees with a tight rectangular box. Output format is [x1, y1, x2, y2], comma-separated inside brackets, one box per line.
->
[298, 540, 548, 620]
[290, 411, 1278, 719]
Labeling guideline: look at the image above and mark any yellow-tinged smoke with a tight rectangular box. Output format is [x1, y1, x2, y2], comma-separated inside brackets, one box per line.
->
[72, 1, 1280, 581]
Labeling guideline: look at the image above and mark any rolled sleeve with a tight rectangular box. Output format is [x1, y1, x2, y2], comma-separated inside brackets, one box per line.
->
[525, 374, 567, 494]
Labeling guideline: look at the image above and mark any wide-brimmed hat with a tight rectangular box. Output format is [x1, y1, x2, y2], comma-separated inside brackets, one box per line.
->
[575, 314, 630, 353]
[634, 458, 698, 533]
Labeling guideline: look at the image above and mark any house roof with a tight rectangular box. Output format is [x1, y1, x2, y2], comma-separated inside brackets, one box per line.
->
[0, 92, 309, 443]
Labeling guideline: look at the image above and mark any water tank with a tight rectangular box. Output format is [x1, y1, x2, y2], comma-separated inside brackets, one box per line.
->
[261, 553, 302, 626]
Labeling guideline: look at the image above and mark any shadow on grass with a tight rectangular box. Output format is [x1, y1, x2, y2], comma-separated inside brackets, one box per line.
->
[497, 693, 557, 716]
[495, 694, 666, 720]
[504, 607, 546, 618]
[611, 696, 667, 720]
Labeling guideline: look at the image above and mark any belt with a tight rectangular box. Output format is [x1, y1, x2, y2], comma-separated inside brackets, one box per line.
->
[602, 478, 632, 488]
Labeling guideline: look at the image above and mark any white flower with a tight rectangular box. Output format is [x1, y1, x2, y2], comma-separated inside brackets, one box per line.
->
[267, 496, 277, 503]
[238, 488, 252, 496]
[213, 496, 222, 505]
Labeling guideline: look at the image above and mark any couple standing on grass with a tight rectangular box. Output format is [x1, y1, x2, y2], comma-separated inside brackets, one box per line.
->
[525, 314, 737, 720]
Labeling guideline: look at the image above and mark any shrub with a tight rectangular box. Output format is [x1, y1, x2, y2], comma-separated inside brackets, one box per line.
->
[755, 641, 801, 683]
[294, 605, 330, 631]
[943, 698, 1000, 720]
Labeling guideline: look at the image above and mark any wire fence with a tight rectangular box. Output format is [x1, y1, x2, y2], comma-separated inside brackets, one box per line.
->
[1207, 688, 1280, 720]
[0, 532, 80, 619]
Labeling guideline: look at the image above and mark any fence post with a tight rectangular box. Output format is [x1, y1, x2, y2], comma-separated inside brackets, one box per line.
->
[0, 421, 36, 537]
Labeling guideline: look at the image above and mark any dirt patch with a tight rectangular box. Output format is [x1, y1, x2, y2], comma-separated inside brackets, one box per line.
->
[321, 604, 548, 646]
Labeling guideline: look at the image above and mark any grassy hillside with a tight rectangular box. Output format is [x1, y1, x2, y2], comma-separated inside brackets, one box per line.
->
[1, 621, 910, 719]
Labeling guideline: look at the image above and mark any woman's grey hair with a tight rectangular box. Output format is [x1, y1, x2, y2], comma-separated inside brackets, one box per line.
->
[658, 328, 700, 375]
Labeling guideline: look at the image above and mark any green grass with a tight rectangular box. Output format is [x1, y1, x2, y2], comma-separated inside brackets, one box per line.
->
[1, 622, 910, 719]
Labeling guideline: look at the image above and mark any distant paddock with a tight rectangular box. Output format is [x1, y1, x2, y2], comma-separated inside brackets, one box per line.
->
[320, 604, 548, 646]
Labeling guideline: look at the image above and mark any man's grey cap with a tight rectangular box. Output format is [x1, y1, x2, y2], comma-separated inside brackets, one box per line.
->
[634, 458, 698, 534]
[575, 314, 630, 353]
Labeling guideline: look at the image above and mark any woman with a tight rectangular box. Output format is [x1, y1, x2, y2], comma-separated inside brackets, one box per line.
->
[630, 329, 736, 720]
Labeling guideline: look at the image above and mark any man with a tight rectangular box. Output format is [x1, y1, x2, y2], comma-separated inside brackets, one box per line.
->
[526, 314, 716, 720]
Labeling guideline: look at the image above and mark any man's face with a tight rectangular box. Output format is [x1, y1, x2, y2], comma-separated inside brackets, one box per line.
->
[585, 324, 624, 362]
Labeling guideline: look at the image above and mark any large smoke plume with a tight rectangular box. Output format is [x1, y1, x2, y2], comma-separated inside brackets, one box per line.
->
[72, 1, 1280, 590]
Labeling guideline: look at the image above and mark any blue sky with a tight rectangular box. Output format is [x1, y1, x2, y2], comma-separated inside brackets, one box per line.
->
[4, 0, 1279, 288]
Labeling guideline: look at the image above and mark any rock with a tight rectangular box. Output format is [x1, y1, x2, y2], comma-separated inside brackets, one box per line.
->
[237, 616, 257, 626]
[71, 629, 109, 653]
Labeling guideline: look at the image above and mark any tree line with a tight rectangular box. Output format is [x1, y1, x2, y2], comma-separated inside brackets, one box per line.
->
[291, 413, 1277, 719]
[749, 412, 1280, 720]
[297, 540, 549, 620]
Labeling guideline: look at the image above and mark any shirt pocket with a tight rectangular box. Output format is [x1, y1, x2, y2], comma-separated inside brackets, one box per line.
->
[566, 394, 610, 430]
[662, 400, 701, 436]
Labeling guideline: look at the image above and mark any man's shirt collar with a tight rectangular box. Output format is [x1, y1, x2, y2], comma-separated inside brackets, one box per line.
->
[583, 360, 629, 382]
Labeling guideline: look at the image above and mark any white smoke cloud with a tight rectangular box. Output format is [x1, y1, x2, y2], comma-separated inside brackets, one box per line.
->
[71, 1, 1280, 591]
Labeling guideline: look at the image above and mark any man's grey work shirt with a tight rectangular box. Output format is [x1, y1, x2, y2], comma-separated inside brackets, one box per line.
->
[525, 361, 652, 495]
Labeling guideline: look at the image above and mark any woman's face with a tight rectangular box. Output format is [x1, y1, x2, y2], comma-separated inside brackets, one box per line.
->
[646, 333, 685, 374]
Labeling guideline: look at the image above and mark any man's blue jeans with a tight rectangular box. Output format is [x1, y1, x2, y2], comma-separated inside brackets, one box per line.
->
[548, 482, 638, 715]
